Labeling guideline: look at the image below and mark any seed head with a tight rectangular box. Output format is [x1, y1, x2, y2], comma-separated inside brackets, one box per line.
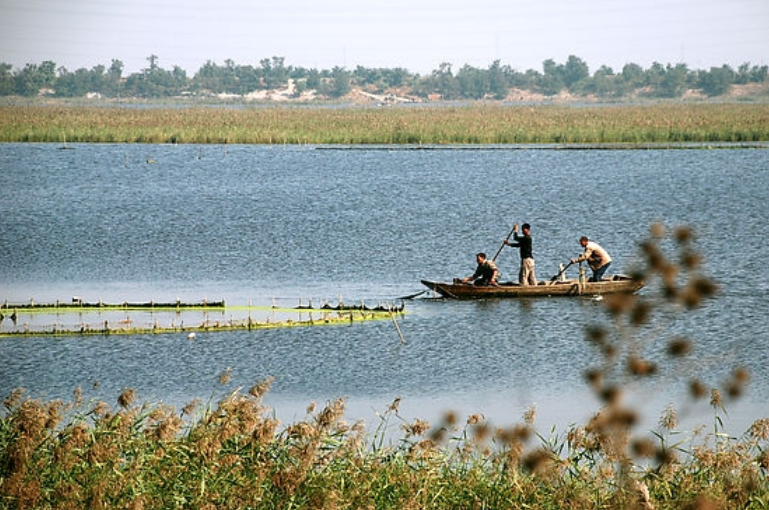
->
[725, 367, 750, 399]
[218, 367, 232, 385]
[567, 426, 586, 449]
[466, 413, 485, 425]
[471, 422, 491, 443]
[584, 368, 604, 390]
[182, 399, 201, 417]
[627, 356, 657, 377]
[442, 410, 458, 427]
[680, 250, 703, 269]
[523, 405, 537, 427]
[117, 388, 136, 409]
[631, 437, 657, 459]
[405, 418, 430, 437]
[710, 388, 723, 410]
[659, 404, 678, 430]
[603, 293, 634, 318]
[667, 336, 692, 357]
[749, 418, 769, 441]
[248, 376, 274, 399]
[689, 379, 708, 400]
[599, 385, 623, 405]
[585, 324, 608, 345]
[521, 447, 556, 476]
[630, 300, 652, 326]
[673, 225, 694, 244]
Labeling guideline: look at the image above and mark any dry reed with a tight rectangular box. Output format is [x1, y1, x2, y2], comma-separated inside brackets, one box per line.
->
[1, 104, 768, 145]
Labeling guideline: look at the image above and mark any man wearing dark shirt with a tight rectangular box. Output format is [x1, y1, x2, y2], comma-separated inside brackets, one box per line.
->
[461, 252, 499, 286]
[504, 222, 537, 285]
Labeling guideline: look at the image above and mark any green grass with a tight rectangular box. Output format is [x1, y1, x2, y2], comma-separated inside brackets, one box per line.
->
[2, 104, 769, 145]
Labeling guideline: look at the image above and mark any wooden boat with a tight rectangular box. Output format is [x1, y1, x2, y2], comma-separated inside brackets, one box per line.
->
[420, 275, 643, 299]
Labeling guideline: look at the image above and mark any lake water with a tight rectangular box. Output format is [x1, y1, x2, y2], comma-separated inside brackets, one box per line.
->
[1, 142, 768, 436]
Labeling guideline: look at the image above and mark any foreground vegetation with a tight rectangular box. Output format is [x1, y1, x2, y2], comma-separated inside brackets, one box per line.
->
[2, 224, 768, 509]
[2, 103, 769, 145]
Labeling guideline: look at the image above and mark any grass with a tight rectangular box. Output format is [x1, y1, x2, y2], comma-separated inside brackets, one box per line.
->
[1, 103, 769, 145]
[2, 224, 769, 509]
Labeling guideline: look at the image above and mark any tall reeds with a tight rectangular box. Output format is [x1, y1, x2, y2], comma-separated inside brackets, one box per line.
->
[2, 104, 768, 144]
[2, 224, 768, 509]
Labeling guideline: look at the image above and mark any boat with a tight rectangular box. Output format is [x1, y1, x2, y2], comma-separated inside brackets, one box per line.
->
[420, 274, 643, 299]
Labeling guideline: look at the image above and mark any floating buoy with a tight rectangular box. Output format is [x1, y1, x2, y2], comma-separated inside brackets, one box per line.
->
[187, 332, 196, 340]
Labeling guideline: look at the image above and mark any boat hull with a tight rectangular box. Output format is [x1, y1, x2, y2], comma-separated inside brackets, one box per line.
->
[420, 275, 643, 299]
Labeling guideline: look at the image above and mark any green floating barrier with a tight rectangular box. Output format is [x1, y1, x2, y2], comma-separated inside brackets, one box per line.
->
[0, 298, 405, 338]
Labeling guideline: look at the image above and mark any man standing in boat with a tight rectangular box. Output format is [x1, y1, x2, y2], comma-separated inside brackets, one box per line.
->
[571, 236, 612, 282]
[461, 253, 499, 286]
[503, 222, 537, 285]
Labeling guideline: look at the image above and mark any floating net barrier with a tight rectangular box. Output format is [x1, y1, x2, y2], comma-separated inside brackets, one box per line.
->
[0, 297, 405, 338]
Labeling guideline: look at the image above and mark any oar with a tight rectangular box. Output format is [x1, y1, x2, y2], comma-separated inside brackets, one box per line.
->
[397, 289, 427, 300]
[492, 222, 517, 262]
[549, 261, 573, 283]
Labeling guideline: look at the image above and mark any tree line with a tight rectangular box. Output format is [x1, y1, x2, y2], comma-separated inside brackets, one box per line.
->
[0, 54, 766, 100]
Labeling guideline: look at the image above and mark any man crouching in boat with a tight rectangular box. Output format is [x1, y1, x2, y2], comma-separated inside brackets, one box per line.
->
[461, 252, 500, 286]
[571, 236, 612, 282]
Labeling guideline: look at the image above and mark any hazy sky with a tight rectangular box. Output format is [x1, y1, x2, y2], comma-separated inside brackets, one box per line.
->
[1, 0, 766, 75]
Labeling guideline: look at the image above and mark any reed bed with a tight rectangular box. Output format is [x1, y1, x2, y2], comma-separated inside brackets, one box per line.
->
[2, 224, 769, 509]
[2, 104, 768, 145]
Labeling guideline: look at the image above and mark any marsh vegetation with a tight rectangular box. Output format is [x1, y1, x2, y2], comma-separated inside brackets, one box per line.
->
[1, 103, 769, 145]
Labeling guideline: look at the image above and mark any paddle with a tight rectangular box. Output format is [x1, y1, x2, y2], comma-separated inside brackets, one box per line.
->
[397, 289, 427, 300]
[492, 222, 517, 262]
[549, 261, 573, 283]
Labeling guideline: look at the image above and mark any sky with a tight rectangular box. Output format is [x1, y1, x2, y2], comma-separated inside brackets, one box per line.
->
[1, 0, 767, 76]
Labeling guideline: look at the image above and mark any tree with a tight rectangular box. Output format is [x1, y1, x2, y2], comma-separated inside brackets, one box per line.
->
[234, 65, 261, 94]
[433, 62, 459, 99]
[618, 63, 645, 95]
[102, 59, 123, 97]
[456, 64, 488, 99]
[589, 65, 618, 97]
[54, 67, 87, 97]
[563, 55, 589, 91]
[328, 66, 351, 98]
[698, 65, 734, 96]
[733, 62, 768, 85]
[621, 63, 644, 83]
[540, 59, 564, 95]
[14, 63, 44, 96]
[385, 67, 410, 88]
[1, 53, 764, 100]
[749, 65, 768, 83]
[488, 60, 508, 99]
[124, 55, 187, 97]
[39, 61, 57, 88]
[658, 63, 690, 98]
[0, 63, 14, 95]
[146, 54, 159, 73]
[306, 68, 321, 91]
[261, 57, 287, 89]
